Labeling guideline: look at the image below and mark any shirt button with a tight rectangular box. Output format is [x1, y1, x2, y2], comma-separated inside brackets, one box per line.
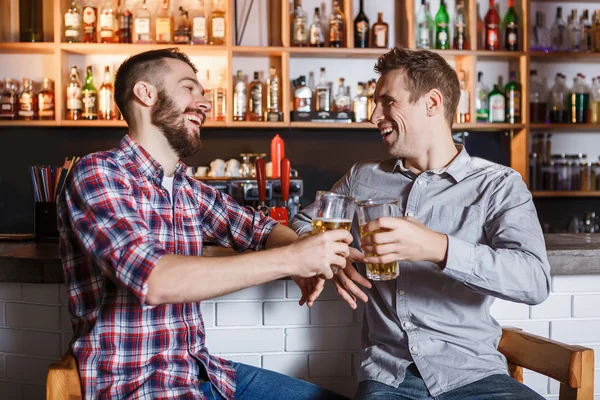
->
[416, 180, 425, 186]
[398, 290, 405, 295]
[403, 321, 412, 329]
[411, 345, 418, 353]
[407, 212, 415, 217]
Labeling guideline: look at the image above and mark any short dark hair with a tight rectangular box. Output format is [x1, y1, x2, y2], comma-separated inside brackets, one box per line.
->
[374, 47, 460, 127]
[114, 48, 198, 123]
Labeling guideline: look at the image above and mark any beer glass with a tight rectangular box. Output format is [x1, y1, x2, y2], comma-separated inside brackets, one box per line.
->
[357, 198, 400, 281]
[312, 191, 356, 273]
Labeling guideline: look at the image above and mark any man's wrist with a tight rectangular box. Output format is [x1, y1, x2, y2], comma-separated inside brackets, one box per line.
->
[430, 232, 449, 268]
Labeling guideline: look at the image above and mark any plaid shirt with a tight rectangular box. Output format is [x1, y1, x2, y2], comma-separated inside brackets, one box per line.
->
[57, 135, 277, 399]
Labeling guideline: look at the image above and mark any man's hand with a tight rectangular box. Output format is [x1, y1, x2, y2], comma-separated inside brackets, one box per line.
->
[361, 217, 448, 267]
[292, 275, 325, 307]
[332, 247, 372, 309]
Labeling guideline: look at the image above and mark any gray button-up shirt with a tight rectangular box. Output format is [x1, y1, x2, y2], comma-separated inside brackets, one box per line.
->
[290, 147, 550, 396]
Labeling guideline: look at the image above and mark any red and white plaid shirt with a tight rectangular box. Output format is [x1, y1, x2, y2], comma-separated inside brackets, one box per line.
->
[57, 135, 277, 399]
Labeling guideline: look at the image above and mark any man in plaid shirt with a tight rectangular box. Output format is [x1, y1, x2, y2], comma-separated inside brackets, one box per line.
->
[57, 48, 352, 399]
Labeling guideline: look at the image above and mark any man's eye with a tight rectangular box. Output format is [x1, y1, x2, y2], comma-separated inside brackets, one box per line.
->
[386, 100, 394, 105]
[185, 86, 193, 92]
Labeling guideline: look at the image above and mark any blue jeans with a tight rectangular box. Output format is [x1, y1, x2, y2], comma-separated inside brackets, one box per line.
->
[200, 362, 349, 400]
[354, 364, 544, 400]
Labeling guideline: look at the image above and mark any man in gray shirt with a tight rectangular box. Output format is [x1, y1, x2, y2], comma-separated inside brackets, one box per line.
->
[290, 48, 550, 399]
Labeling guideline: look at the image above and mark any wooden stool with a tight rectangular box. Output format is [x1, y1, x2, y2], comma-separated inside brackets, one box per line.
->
[46, 351, 82, 400]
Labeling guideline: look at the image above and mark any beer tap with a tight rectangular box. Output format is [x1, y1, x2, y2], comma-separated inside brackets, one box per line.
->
[270, 158, 291, 226]
[255, 158, 268, 216]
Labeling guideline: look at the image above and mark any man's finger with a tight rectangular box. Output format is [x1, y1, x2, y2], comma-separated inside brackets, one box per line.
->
[333, 279, 357, 309]
[346, 265, 372, 289]
[322, 229, 354, 244]
[338, 271, 369, 303]
[361, 243, 396, 256]
[307, 279, 325, 307]
[362, 217, 402, 234]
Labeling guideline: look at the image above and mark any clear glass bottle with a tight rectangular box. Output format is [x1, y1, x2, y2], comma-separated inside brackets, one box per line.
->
[233, 70, 247, 121]
[0, 78, 17, 120]
[593, 11, 600, 52]
[203, 70, 213, 120]
[291, 0, 308, 47]
[155, 0, 173, 44]
[456, 70, 470, 123]
[65, 65, 82, 120]
[82, 65, 98, 120]
[315, 67, 330, 112]
[64, 1, 82, 42]
[568, 9, 583, 52]
[17, 78, 36, 120]
[116, 0, 132, 43]
[329, 1, 345, 48]
[190, 0, 207, 45]
[353, 83, 368, 122]
[99, 0, 116, 43]
[134, 0, 152, 44]
[504, 70, 521, 123]
[551, 7, 568, 51]
[212, 71, 227, 121]
[248, 71, 263, 122]
[416, 0, 434, 49]
[591, 76, 600, 124]
[531, 11, 551, 52]
[530, 70, 548, 123]
[475, 72, 489, 122]
[582, 9, 592, 51]
[334, 77, 351, 112]
[453, 0, 468, 50]
[99, 65, 115, 120]
[38, 78, 55, 120]
[293, 76, 312, 112]
[309, 7, 325, 47]
[210, 0, 226, 45]
[372, 12, 389, 48]
[266, 67, 280, 119]
[354, 0, 369, 48]
[174, 6, 191, 44]
[549, 73, 568, 123]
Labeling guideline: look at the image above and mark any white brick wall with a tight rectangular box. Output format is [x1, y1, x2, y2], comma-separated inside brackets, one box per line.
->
[0, 278, 599, 400]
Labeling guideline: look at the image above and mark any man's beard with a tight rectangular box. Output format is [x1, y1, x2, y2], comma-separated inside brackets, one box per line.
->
[151, 88, 204, 159]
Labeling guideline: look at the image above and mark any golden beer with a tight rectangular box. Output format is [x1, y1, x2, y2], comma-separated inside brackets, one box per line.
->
[360, 227, 399, 281]
[312, 218, 352, 234]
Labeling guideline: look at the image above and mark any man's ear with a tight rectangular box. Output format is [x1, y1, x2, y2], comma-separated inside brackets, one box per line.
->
[133, 81, 159, 107]
[425, 89, 444, 117]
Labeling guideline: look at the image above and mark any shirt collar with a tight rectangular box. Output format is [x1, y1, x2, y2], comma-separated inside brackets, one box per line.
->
[393, 145, 472, 183]
[119, 135, 187, 185]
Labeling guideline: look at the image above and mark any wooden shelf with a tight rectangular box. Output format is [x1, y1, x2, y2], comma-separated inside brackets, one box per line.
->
[472, 50, 526, 59]
[530, 51, 600, 62]
[288, 47, 389, 58]
[453, 123, 525, 131]
[0, 42, 55, 54]
[230, 121, 288, 128]
[232, 46, 286, 57]
[60, 43, 228, 55]
[289, 122, 376, 129]
[0, 120, 57, 126]
[532, 191, 600, 198]
[58, 120, 227, 128]
[530, 123, 600, 132]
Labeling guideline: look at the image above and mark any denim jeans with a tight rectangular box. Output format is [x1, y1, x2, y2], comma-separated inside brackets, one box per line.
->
[354, 364, 544, 400]
[199, 362, 349, 400]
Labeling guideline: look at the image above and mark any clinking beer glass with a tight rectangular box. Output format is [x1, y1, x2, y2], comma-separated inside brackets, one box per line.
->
[357, 198, 400, 281]
[312, 191, 356, 273]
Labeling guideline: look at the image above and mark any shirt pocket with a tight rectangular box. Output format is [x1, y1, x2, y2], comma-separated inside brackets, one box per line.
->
[429, 204, 482, 242]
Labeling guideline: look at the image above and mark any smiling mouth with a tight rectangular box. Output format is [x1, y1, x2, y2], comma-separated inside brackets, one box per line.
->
[379, 125, 394, 139]
[184, 113, 204, 128]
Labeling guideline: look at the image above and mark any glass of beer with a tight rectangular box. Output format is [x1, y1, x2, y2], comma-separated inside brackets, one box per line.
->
[357, 198, 400, 281]
[312, 191, 356, 273]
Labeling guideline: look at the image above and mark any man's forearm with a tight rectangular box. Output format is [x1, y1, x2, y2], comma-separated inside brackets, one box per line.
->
[264, 224, 299, 248]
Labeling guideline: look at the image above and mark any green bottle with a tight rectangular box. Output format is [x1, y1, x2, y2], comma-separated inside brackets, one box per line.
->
[435, 0, 450, 49]
[488, 83, 506, 123]
[82, 65, 98, 120]
[503, 0, 519, 51]
[504, 70, 521, 123]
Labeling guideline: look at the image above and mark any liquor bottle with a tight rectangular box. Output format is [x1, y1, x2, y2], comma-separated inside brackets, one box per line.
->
[591, 77, 600, 124]
[134, 0, 152, 44]
[570, 74, 589, 124]
[456, 70, 470, 123]
[307, 71, 315, 91]
[116, 0, 132, 43]
[19, 0, 43, 42]
[291, 0, 308, 47]
[266, 67, 280, 121]
[210, 0, 226, 45]
[334, 77, 351, 112]
[65, 65, 82, 120]
[191, 0, 207, 45]
[475, 72, 489, 122]
[99, 66, 115, 120]
[484, 0, 499, 50]
[64, 1, 82, 42]
[329, 0, 345, 48]
[549, 73, 568, 123]
[372, 13, 389, 48]
[593, 11, 600, 52]
[233, 70, 247, 121]
[453, 0, 468, 50]
[0, 78, 17, 120]
[82, 65, 98, 120]
[582, 10, 592, 51]
[476, 3, 485, 49]
[531, 11, 551, 52]
[550, 7, 568, 51]
[99, 1, 115, 43]
[202, 70, 213, 120]
[17, 78, 36, 120]
[315, 67, 331, 112]
[212, 72, 226, 121]
[248, 72, 263, 122]
[82, 4, 98, 43]
[367, 80, 376, 118]
[309, 8, 325, 47]
[353, 83, 368, 122]
[504, 70, 521, 123]
[435, 0, 450, 49]
[568, 9, 582, 52]
[38, 78, 55, 120]
[503, 0, 518, 51]
[415, 0, 434, 49]
[174, 7, 191, 44]
[156, 0, 173, 44]
[354, 0, 369, 48]
[293, 76, 312, 112]
[530, 70, 548, 123]
[488, 83, 506, 122]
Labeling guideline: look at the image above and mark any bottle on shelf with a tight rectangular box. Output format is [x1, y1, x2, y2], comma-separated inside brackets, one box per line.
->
[64, 1, 82, 43]
[156, 0, 173, 44]
[591, 77, 600, 124]
[435, 0, 450, 50]
[134, 0, 152, 44]
[453, 0, 468, 50]
[99, 1, 116, 43]
[233, 70, 247, 121]
[456, 70, 470, 123]
[38, 78, 55, 121]
[582, 10, 592, 52]
[82, 3, 98, 43]
[334, 77, 351, 112]
[290, 0, 308, 47]
[116, 0, 132, 43]
[19, 0, 43, 42]
[315, 67, 331, 112]
[17, 78, 36, 121]
[476, 3, 485, 50]
[329, 0, 345, 48]
[367, 80, 376, 119]
[202, 70, 213, 120]
[266, 67, 280, 121]
[213, 72, 226, 121]
[593, 11, 600, 52]
[531, 11, 551, 52]
[248, 72, 263, 122]
[530, 70, 548, 124]
[551, 7, 568, 52]
[293, 76, 312, 112]
[66, 65, 82, 121]
[99, 66, 115, 120]
[549, 73, 568, 123]
[475, 72, 489, 122]
[309, 7, 325, 47]
[503, 0, 519, 51]
[372, 13, 389, 48]
[567, 9, 583, 52]
[353, 83, 368, 122]
[174, 7, 191, 44]
[504, 71, 521, 124]
[82, 65, 98, 120]
[0, 78, 17, 120]
[416, 0, 434, 49]
[191, 0, 207, 45]
[354, 0, 369, 48]
[210, 0, 226, 45]
[488, 82, 506, 123]
[569, 74, 589, 124]
[484, 0, 500, 51]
